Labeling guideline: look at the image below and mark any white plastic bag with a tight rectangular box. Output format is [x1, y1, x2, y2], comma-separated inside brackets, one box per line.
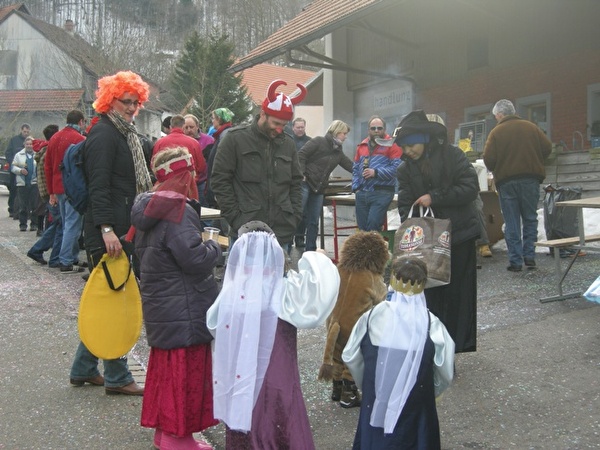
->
[583, 275, 600, 304]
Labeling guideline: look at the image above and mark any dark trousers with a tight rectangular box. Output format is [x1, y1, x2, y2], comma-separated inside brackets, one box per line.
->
[16, 184, 38, 228]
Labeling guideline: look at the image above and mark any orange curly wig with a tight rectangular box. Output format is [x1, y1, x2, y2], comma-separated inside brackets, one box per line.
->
[92, 71, 150, 114]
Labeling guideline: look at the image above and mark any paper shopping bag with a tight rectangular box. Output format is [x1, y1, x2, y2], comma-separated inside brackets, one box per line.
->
[78, 253, 142, 359]
[393, 204, 451, 288]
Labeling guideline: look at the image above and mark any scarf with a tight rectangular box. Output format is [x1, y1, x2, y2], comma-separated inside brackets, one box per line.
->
[25, 151, 34, 185]
[107, 111, 153, 195]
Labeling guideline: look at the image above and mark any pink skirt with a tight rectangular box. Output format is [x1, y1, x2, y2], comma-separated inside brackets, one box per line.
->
[141, 344, 218, 436]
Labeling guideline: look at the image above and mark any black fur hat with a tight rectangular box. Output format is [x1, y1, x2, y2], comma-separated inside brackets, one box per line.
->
[393, 110, 447, 146]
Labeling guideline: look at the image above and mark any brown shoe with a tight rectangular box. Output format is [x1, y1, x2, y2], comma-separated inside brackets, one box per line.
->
[105, 381, 144, 396]
[479, 245, 493, 257]
[70, 374, 105, 387]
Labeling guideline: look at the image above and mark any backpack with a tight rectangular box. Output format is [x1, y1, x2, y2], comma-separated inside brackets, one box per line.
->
[60, 140, 88, 214]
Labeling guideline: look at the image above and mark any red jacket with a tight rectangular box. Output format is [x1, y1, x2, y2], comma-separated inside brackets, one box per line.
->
[44, 126, 85, 195]
[153, 128, 207, 185]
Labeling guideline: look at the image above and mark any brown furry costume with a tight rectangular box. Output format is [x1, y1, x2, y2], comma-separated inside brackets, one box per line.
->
[319, 232, 389, 387]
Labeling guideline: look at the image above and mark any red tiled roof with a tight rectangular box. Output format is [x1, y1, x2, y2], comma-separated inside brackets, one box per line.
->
[231, 0, 391, 72]
[240, 64, 316, 105]
[0, 90, 84, 112]
[0, 3, 28, 22]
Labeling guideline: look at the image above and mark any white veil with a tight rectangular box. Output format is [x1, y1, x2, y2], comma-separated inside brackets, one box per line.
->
[210, 231, 284, 433]
[371, 290, 428, 434]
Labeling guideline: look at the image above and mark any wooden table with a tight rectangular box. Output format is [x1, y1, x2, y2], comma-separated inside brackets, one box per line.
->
[535, 196, 600, 302]
[323, 193, 398, 263]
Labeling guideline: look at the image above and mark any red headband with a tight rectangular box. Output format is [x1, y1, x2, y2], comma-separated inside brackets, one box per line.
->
[153, 153, 194, 183]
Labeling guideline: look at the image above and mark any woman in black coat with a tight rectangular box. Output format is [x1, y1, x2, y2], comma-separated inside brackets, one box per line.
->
[297, 120, 354, 251]
[70, 71, 154, 396]
[394, 110, 480, 353]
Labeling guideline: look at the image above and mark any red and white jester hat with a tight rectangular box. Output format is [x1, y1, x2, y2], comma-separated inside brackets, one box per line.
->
[261, 79, 307, 121]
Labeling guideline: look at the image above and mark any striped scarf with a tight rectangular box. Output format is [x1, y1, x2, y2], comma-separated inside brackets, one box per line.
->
[107, 111, 153, 194]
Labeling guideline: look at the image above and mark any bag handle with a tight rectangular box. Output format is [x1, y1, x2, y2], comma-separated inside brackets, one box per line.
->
[101, 257, 132, 291]
[407, 202, 435, 219]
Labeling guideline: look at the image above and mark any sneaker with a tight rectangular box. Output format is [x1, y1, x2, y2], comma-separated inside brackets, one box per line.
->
[29, 225, 37, 232]
[507, 265, 522, 272]
[339, 381, 361, 408]
[19, 225, 27, 231]
[74, 260, 89, 268]
[60, 264, 85, 274]
[524, 258, 536, 269]
[27, 252, 47, 265]
[478, 245, 492, 257]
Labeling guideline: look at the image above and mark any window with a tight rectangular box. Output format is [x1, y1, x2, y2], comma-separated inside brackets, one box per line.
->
[516, 93, 551, 138]
[467, 38, 488, 70]
[587, 83, 600, 142]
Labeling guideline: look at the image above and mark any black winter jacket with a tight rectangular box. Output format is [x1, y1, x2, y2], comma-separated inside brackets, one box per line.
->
[131, 192, 221, 349]
[396, 143, 480, 246]
[83, 115, 138, 257]
[298, 133, 353, 194]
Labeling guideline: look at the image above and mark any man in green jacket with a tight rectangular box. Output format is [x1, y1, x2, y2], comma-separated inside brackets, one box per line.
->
[211, 80, 306, 247]
[483, 99, 552, 272]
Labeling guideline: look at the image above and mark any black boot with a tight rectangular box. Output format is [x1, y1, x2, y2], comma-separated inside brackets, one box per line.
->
[331, 380, 343, 401]
[339, 379, 361, 408]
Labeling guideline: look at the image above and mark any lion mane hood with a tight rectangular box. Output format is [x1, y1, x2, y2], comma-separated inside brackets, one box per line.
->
[337, 231, 389, 274]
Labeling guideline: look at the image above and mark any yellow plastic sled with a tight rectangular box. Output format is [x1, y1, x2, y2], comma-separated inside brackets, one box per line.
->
[78, 253, 142, 360]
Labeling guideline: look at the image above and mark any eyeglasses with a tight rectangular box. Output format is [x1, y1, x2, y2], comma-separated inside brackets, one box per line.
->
[370, 126, 384, 131]
[116, 98, 140, 108]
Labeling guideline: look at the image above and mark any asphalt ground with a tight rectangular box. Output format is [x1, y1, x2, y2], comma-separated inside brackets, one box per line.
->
[0, 186, 599, 449]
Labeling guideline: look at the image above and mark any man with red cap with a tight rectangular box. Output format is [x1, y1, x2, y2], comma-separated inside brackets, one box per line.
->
[211, 79, 306, 247]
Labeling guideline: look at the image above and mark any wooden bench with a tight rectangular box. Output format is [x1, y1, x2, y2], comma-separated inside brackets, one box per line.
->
[534, 234, 600, 303]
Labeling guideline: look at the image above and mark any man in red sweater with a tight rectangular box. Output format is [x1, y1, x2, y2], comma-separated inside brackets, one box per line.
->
[44, 110, 86, 273]
[152, 114, 206, 200]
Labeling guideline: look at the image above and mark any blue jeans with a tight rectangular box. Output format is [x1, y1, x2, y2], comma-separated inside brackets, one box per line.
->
[497, 178, 540, 267]
[57, 194, 83, 266]
[301, 182, 324, 251]
[70, 341, 134, 387]
[355, 189, 394, 231]
[28, 203, 63, 266]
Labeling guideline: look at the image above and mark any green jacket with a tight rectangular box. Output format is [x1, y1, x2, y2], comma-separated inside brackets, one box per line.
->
[483, 115, 552, 187]
[211, 115, 303, 244]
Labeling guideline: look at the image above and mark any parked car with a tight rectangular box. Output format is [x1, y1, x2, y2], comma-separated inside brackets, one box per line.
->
[0, 155, 10, 188]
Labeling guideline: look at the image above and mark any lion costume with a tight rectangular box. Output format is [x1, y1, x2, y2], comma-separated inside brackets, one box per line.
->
[318, 231, 389, 407]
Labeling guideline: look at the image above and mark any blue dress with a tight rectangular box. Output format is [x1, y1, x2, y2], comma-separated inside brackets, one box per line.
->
[352, 327, 440, 449]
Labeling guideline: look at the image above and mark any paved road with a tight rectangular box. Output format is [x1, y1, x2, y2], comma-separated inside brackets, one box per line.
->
[0, 187, 599, 449]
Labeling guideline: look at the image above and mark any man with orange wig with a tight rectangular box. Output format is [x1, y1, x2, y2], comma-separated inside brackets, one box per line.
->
[69, 71, 153, 396]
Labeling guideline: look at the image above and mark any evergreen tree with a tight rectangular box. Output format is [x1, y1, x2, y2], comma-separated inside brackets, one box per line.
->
[170, 31, 251, 130]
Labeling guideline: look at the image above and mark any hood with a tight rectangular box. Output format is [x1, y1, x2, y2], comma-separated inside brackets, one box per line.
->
[32, 139, 49, 152]
[337, 231, 390, 274]
[131, 193, 159, 232]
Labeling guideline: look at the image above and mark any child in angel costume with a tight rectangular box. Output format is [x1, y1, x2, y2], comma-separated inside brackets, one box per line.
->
[342, 257, 455, 450]
[206, 221, 340, 450]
